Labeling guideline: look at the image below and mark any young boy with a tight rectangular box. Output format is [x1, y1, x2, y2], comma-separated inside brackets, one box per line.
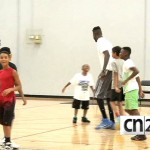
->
[62, 64, 94, 123]
[110, 46, 124, 124]
[0, 47, 27, 106]
[0, 49, 22, 149]
[120, 47, 146, 141]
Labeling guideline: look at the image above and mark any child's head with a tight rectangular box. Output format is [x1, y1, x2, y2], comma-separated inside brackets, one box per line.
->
[112, 46, 121, 59]
[120, 47, 131, 60]
[82, 64, 90, 74]
[0, 47, 11, 67]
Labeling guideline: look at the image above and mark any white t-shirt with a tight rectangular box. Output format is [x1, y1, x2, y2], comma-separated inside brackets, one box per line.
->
[123, 59, 139, 93]
[70, 73, 94, 101]
[97, 37, 113, 71]
[111, 59, 124, 89]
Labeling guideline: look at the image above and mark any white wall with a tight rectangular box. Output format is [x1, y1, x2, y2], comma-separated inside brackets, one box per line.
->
[0, 0, 149, 96]
[0, 0, 18, 64]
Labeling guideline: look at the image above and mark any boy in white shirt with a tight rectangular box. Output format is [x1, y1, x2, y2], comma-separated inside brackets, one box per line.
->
[120, 47, 146, 141]
[62, 64, 94, 123]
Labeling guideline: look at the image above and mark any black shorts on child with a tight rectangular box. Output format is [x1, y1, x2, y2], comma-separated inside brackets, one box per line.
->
[72, 99, 89, 109]
[111, 88, 124, 102]
[0, 100, 15, 126]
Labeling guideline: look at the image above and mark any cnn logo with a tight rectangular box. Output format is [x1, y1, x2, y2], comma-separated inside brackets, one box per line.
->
[120, 116, 150, 135]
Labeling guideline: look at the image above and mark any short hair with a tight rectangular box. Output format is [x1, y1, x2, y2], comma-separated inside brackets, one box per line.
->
[112, 46, 121, 56]
[122, 47, 131, 55]
[82, 64, 90, 69]
[92, 26, 101, 31]
[0, 47, 11, 55]
[92, 26, 102, 35]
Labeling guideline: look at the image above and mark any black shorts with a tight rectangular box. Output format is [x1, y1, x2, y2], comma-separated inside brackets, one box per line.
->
[0, 100, 15, 126]
[72, 99, 89, 109]
[111, 88, 124, 102]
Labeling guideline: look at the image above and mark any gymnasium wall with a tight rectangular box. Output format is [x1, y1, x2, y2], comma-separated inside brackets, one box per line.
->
[0, 0, 150, 96]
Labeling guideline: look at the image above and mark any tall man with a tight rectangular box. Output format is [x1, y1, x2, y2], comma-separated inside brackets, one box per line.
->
[92, 26, 115, 129]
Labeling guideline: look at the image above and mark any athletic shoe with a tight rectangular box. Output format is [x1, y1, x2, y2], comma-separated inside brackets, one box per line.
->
[0, 138, 19, 149]
[107, 121, 115, 130]
[5, 142, 13, 150]
[131, 135, 147, 141]
[73, 117, 77, 123]
[11, 142, 19, 149]
[95, 118, 113, 130]
[0, 145, 4, 150]
[82, 117, 90, 123]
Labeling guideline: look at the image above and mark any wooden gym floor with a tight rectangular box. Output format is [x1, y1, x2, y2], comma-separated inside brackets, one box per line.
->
[0, 98, 150, 150]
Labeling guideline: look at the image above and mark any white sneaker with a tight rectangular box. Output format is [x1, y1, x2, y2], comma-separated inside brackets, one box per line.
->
[5, 142, 13, 150]
[0, 138, 19, 149]
[11, 142, 19, 149]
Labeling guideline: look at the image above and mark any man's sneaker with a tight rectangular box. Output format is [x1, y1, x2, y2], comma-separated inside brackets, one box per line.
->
[5, 142, 13, 150]
[73, 117, 77, 123]
[82, 117, 90, 123]
[107, 120, 115, 130]
[95, 118, 112, 130]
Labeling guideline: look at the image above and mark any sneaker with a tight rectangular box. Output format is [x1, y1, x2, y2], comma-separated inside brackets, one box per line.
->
[0, 138, 19, 149]
[5, 142, 13, 150]
[95, 118, 112, 130]
[131, 135, 147, 141]
[0, 138, 4, 146]
[11, 142, 19, 149]
[82, 117, 90, 123]
[107, 121, 115, 130]
[73, 117, 77, 123]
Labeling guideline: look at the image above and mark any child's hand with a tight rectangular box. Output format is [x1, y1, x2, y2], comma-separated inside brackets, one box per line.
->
[2, 88, 13, 96]
[62, 87, 66, 93]
[139, 91, 145, 98]
[22, 98, 27, 105]
[93, 89, 96, 98]
[122, 80, 128, 86]
[115, 87, 121, 93]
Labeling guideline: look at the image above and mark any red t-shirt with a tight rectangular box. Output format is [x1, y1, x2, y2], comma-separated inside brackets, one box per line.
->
[0, 67, 15, 102]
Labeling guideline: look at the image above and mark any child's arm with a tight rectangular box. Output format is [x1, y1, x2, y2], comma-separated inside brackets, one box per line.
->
[2, 70, 22, 96]
[62, 82, 71, 93]
[122, 67, 139, 85]
[18, 88, 27, 105]
[136, 76, 145, 98]
[90, 86, 95, 95]
[114, 72, 121, 93]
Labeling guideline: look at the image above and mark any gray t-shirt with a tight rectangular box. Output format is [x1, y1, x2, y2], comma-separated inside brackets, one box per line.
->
[111, 59, 124, 89]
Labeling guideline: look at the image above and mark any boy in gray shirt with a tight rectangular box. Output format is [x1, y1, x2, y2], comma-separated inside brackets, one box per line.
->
[110, 46, 124, 128]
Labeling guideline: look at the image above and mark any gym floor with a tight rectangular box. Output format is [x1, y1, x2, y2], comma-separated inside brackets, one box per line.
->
[0, 98, 149, 150]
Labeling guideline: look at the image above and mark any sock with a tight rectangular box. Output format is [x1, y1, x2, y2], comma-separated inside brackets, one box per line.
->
[97, 99, 107, 119]
[5, 137, 11, 143]
[106, 98, 115, 123]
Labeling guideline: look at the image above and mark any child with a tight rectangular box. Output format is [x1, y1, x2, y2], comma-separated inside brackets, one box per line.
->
[0, 49, 22, 149]
[62, 64, 94, 123]
[0, 47, 27, 106]
[110, 46, 124, 125]
[120, 47, 146, 141]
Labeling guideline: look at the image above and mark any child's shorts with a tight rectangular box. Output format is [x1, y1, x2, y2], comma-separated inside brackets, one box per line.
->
[125, 90, 139, 110]
[110, 88, 124, 102]
[72, 99, 89, 109]
[0, 100, 16, 126]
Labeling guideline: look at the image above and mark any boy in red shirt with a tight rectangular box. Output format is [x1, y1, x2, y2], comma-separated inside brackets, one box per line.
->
[0, 49, 22, 149]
